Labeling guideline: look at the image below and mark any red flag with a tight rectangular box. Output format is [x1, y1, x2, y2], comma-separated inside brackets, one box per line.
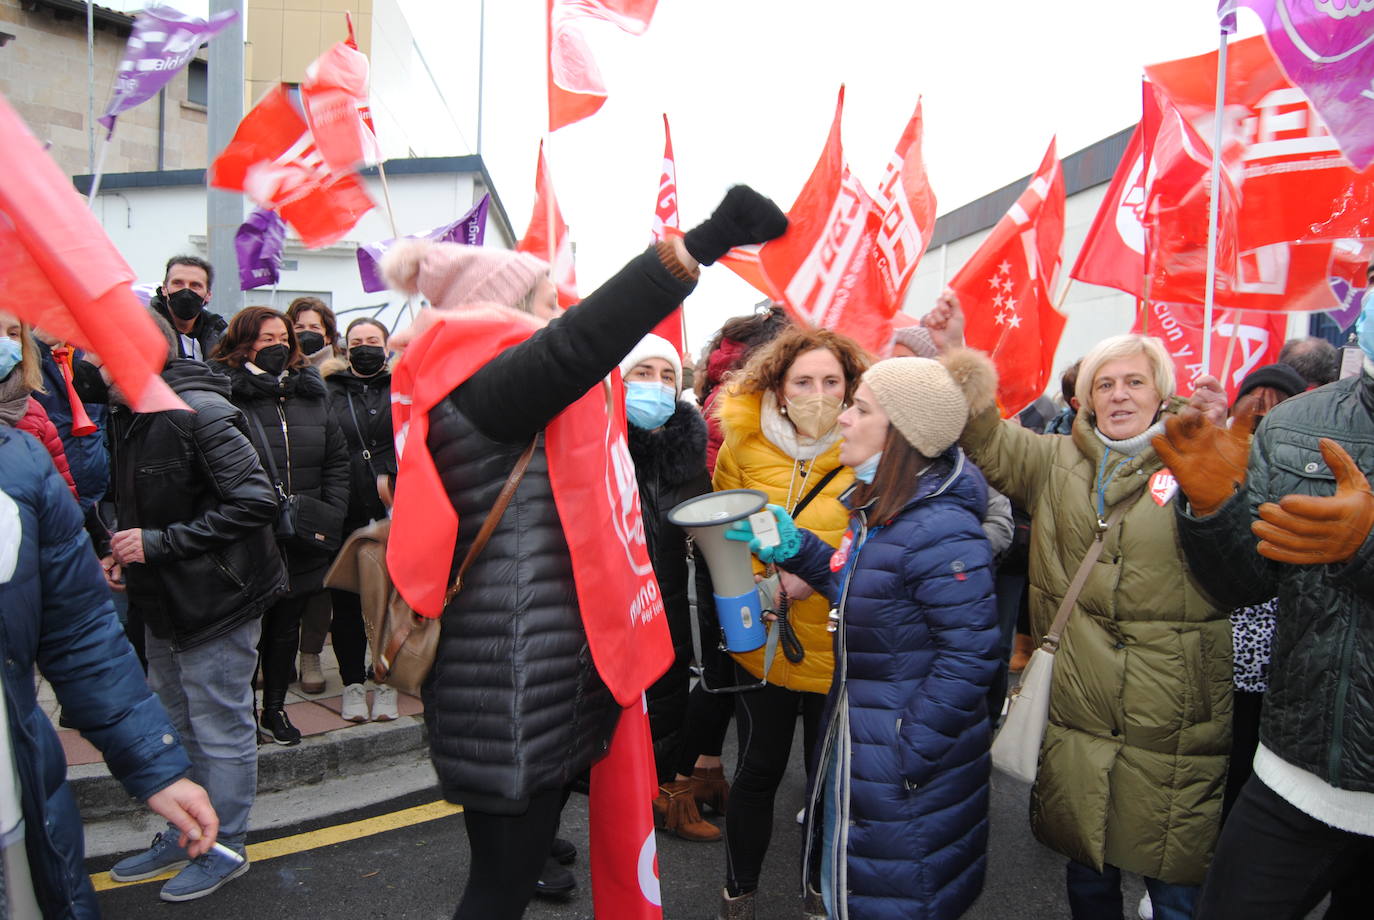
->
[210, 84, 375, 249]
[1134, 301, 1286, 402]
[590, 697, 662, 920]
[1146, 34, 1374, 250]
[1070, 120, 1148, 297]
[0, 94, 182, 413]
[301, 30, 381, 173]
[756, 88, 893, 355]
[872, 98, 938, 310]
[517, 142, 578, 307]
[548, 0, 658, 132]
[648, 114, 685, 354]
[717, 243, 784, 302]
[949, 139, 1067, 418]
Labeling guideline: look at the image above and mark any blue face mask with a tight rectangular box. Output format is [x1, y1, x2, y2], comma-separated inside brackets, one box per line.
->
[625, 381, 676, 430]
[0, 338, 21, 382]
[852, 451, 883, 484]
[1358, 289, 1374, 363]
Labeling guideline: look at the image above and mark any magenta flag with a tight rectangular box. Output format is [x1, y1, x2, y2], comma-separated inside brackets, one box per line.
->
[235, 208, 287, 291]
[355, 195, 490, 293]
[99, 5, 239, 138]
[1219, 1, 1374, 169]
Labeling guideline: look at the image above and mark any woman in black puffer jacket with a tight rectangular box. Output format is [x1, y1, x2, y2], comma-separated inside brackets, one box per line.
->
[212, 307, 349, 746]
[322, 317, 399, 723]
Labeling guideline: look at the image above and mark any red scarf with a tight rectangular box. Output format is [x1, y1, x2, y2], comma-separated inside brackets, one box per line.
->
[388, 313, 672, 705]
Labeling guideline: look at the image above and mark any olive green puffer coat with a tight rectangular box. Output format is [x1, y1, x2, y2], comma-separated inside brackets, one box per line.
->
[961, 400, 1231, 885]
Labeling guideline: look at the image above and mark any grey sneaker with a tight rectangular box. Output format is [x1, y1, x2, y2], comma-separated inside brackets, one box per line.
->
[109, 830, 189, 882]
[159, 848, 250, 902]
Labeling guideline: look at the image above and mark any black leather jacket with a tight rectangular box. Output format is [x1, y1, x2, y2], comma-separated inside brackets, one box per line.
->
[1177, 370, 1374, 792]
[110, 360, 286, 650]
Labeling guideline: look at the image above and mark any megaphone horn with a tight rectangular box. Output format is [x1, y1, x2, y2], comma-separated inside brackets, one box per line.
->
[54, 345, 97, 437]
[668, 489, 769, 653]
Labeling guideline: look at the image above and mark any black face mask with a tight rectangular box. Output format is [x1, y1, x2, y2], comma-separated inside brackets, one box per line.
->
[349, 345, 387, 377]
[296, 331, 327, 355]
[253, 343, 290, 376]
[166, 288, 205, 322]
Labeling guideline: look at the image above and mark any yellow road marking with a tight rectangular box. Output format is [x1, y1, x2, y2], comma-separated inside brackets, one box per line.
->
[92, 800, 463, 893]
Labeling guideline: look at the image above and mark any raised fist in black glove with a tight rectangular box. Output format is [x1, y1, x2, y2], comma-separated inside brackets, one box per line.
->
[683, 185, 788, 266]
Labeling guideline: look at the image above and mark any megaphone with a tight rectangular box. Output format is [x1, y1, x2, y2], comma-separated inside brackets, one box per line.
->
[669, 489, 769, 653]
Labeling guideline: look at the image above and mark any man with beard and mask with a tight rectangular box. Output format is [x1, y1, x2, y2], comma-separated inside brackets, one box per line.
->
[103, 311, 286, 902]
[1154, 296, 1374, 918]
[150, 255, 228, 363]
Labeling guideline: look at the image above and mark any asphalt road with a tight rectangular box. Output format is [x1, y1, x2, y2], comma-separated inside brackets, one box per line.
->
[90, 716, 1160, 920]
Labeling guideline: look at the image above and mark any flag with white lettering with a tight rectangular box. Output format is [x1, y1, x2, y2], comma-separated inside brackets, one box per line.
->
[1134, 301, 1286, 402]
[872, 98, 938, 310]
[756, 88, 893, 354]
[648, 114, 685, 354]
[356, 196, 490, 293]
[517, 142, 578, 307]
[949, 140, 1067, 418]
[1219, 1, 1374, 170]
[209, 84, 376, 249]
[99, 5, 239, 138]
[590, 696, 662, 920]
[1146, 34, 1374, 250]
[1070, 119, 1147, 297]
[235, 207, 286, 291]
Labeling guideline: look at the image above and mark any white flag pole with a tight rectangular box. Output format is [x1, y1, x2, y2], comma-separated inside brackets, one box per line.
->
[1201, 28, 1229, 377]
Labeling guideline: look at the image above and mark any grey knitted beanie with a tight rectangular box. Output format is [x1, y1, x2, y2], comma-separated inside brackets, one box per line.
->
[862, 357, 968, 458]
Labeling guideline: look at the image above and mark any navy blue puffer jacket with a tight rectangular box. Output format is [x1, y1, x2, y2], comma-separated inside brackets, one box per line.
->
[0, 426, 192, 918]
[789, 449, 1000, 920]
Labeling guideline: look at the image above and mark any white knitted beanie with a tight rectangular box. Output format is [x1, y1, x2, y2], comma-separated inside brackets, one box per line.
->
[619, 333, 683, 395]
[862, 357, 968, 458]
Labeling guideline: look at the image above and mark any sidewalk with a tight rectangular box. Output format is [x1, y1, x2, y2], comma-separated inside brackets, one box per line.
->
[44, 642, 442, 858]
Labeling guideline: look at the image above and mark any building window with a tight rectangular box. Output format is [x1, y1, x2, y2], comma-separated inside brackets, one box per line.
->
[187, 60, 208, 107]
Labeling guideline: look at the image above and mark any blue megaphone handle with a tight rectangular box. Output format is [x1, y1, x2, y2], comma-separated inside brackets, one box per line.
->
[715, 589, 768, 653]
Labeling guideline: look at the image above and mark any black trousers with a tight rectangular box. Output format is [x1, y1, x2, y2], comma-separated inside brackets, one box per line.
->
[258, 591, 311, 711]
[724, 667, 826, 896]
[1196, 775, 1374, 920]
[327, 588, 370, 687]
[452, 787, 564, 920]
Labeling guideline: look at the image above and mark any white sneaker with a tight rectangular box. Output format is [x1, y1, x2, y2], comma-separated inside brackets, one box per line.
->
[341, 683, 368, 722]
[796, 807, 805, 825]
[1138, 891, 1154, 920]
[371, 684, 398, 722]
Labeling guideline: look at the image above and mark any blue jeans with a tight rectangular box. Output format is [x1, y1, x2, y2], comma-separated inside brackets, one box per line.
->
[145, 617, 262, 850]
[1067, 859, 1198, 920]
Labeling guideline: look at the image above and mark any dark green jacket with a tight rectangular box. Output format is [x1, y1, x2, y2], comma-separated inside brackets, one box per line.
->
[962, 396, 1231, 886]
[1177, 371, 1374, 793]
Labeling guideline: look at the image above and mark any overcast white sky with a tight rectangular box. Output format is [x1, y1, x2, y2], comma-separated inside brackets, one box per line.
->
[120, 1, 1263, 352]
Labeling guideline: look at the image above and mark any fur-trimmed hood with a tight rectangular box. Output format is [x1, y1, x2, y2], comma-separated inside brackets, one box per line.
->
[626, 400, 707, 488]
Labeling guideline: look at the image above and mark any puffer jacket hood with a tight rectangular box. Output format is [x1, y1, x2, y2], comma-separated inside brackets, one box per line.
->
[713, 387, 852, 694]
[162, 357, 231, 398]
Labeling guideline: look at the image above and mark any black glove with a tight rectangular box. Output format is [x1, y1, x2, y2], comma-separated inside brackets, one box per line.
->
[683, 185, 788, 265]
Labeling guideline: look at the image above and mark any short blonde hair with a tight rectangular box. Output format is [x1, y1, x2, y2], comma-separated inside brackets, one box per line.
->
[1075, 334, 1175, 416]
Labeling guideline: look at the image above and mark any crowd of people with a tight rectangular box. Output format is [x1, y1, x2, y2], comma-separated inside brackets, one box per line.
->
[1, 181, 1372, 920]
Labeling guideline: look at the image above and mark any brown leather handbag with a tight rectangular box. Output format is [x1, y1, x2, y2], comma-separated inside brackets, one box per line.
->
[324, 439, 536, 697]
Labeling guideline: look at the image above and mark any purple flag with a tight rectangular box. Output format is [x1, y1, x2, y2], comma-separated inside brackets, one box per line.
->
[99, 5, 239, 138]
[1219, 1, 1374, 169]
[355, 195, 490, 293]
[235, 208, 287, 290]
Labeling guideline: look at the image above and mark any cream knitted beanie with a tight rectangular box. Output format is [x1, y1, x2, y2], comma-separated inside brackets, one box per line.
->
[862, 357, 968, 458]
[381, 239, 549, 311]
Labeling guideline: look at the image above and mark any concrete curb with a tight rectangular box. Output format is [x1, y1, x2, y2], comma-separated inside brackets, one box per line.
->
[71, 713, 430, 824]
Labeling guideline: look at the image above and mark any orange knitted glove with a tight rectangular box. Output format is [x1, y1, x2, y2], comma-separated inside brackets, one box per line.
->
[1152, 401, 1258, 517]
[1253, 439, 1374, 565]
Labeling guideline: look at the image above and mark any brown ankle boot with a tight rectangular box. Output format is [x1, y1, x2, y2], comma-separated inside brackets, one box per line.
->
[1009, 632, 1035, 672]
[653, 780, 721, 842]
[688, 765, 730, 815]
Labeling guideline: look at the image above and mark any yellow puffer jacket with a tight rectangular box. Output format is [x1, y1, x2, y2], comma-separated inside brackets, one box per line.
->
[712, 390, 853, 694]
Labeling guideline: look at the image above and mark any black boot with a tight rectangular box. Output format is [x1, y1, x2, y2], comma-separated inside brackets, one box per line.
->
[533, 858, 576, 899]
[258, 705, 301, 746]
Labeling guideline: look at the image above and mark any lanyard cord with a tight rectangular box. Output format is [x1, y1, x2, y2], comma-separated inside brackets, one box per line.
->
[1095, 449, 1132, 526]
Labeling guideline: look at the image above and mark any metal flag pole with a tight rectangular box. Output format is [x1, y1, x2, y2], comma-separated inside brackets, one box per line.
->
[1201, 27, 1229, 377]
[87, 0, 95, 174]
[85, 130, 112, 206]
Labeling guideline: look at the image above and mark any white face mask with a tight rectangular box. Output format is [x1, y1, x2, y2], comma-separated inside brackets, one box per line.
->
[851, 451, 882, 484]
